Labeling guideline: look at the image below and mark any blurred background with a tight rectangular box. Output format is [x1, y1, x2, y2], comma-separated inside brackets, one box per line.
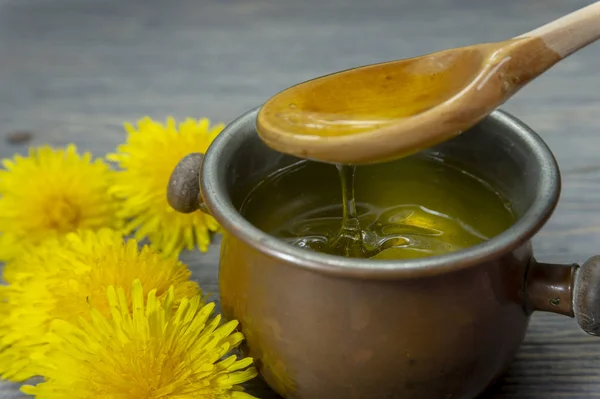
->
[0, 0, 599, 398]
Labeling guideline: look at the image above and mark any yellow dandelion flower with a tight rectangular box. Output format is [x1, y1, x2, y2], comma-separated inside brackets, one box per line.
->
[22, 280, 258, 398]
[0, 145, 120, 262]
[107, 117, 223, 257]
[0, 228, 201, 382]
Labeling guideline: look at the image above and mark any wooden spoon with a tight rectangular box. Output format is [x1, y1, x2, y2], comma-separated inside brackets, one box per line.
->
[256, 2, 600, 164]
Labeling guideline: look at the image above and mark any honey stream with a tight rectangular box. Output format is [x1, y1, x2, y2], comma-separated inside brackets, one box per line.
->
[328, 165, 367, 257]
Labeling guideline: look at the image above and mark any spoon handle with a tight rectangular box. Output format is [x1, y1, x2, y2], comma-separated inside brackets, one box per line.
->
[517, 1, 600, 58]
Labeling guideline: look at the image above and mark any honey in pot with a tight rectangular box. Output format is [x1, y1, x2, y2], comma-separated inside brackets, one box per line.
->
[241, 154, 516, 260]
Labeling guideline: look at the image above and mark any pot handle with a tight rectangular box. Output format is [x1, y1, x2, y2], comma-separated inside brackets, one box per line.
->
[166, 153, 210, 214]
[525, 256, 600, 336]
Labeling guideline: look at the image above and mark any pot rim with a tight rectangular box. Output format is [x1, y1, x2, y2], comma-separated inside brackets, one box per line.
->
[202, 106, 561, 280]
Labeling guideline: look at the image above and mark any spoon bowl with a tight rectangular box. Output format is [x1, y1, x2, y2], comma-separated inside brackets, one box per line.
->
[257, 2, 600, 164]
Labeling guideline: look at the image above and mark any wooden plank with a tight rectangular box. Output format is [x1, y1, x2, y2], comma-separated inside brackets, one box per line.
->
[1, 0, 599, 397]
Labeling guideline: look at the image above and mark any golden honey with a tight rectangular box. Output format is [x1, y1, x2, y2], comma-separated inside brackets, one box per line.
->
[258, 48, 485, 138]
[241, 154, 516, 260]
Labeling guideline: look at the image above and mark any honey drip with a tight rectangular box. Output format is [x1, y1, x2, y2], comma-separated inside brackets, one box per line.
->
[328, 165, 368, 257]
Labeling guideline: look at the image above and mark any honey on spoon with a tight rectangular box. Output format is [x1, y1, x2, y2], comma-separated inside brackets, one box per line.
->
[257, 1, 600, 165]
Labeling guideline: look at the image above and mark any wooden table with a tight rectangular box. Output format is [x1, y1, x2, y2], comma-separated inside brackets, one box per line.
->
[1, 0, 599, 397]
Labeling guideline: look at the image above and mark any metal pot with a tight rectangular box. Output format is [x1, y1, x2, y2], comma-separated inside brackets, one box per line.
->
[167, 106, 600, 399]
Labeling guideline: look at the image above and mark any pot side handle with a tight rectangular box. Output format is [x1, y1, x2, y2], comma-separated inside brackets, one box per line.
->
[525, 256, 600, 336]
[573, 256, 600, 336]
[166, 153, 210, 214]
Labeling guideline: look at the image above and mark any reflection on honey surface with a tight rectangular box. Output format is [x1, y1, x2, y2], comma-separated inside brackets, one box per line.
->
[241, 154, 516, 260]
[259, 48, 485, 137]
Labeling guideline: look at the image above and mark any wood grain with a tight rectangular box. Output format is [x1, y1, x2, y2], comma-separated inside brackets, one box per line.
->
[0, 0, 599, 398]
